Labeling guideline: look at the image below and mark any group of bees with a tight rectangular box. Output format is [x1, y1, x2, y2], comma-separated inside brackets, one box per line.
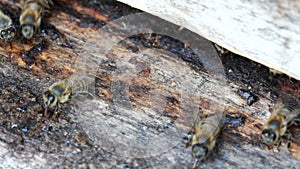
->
[1, 0, 299, 167]
[44, 70, 300, 166]
[184, 100, 299, 162]
[0, 0, 51, 41]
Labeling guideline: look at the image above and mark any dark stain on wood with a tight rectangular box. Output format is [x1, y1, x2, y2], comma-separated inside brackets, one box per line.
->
[237, 89, 259, 106]
[21, 40, 49, 66]
[0, 0, 299, 168]
[121, 34, 206, 71]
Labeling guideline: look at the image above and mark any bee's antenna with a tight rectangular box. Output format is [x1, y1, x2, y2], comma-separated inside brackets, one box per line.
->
[44, 108, 48, 116]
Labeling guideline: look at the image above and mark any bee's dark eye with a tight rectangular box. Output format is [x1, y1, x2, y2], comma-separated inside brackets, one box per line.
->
[1, 30, 6, 37]
[262, 129, 276, 141]
[48, 95, 55, 104]
[43, 91, 56, 108]
[192, 144, 208, 159]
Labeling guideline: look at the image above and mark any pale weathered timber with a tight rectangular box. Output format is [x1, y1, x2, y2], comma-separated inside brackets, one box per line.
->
[0, 0, 299, 169]
[117, 0, 300, 80]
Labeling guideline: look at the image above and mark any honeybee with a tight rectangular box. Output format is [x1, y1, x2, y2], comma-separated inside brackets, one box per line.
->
[19, 0, 52, 39]
[185, 110, 225, 161]
[262, 102, 299, 146]
[0, 10, 16, 42]
[43, 73, 95, 114]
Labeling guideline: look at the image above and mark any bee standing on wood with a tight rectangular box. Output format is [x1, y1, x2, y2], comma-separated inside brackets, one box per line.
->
[0, 9, 16, 42]
[19, 0, 52, 39]
[184, 110, 225, 167]
[262, 102, 299, 146]
[43, 55, 98, 115]
[43, 73, 95, 115]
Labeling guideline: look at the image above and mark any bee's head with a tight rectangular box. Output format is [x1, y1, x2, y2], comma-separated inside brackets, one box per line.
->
[21, 24, 35, 39]
[1, 26, 16, 42]
[43, 90, 57, 109]
[191, 144, 209, 160]
[262, 129, 278, 146]
[262, 119, 282, 146]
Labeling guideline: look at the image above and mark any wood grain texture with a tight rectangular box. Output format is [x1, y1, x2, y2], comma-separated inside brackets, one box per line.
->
[117, 0, 300, 80]
[0, 0, 299, 168]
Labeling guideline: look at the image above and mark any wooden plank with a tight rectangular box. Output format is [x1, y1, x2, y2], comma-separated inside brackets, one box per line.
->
[117, 0, 300, 80]
[0, 0, 299, 168]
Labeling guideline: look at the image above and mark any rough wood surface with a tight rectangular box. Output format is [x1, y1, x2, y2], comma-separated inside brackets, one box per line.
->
[117, 0, 300, 80]
[0, 0, 299, 168]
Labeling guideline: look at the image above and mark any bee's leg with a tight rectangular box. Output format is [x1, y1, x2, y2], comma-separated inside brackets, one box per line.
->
[295, 119, 300, 124]
[43, 108, 48, 117]
[272, 137, 283, 152]
[267, 138, 280, 152]
[214, 141, 221, 155]
[291, 118, 300, 126]
[53, 111, 59, 119]
[182, 132, 193, 147]
[183, 127, 195, 147]
[288, 120, 298, 127]
[276, 131, 292, 152]
[50, 104, 60, 120]
[286, 130, 293, 149]
[192, 159, 200, 169]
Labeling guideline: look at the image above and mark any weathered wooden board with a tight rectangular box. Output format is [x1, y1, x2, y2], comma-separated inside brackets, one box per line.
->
[0, 0, 299, 169]
[117, 0, 300, 80]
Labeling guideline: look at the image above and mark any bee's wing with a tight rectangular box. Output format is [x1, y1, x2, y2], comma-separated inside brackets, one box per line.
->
[67, 72, 95, 95]
[270, 101, 284, 113]
[214, 109, 226, 128]
[70, 49, 100, 94]
[193, 109, 203, 129]
[273, 93, 300, 125]
[198, 109, 225, 143]
[283, 108, 300, 126]
[201, 102, 226, 130]
[73, 52, 99, 74]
